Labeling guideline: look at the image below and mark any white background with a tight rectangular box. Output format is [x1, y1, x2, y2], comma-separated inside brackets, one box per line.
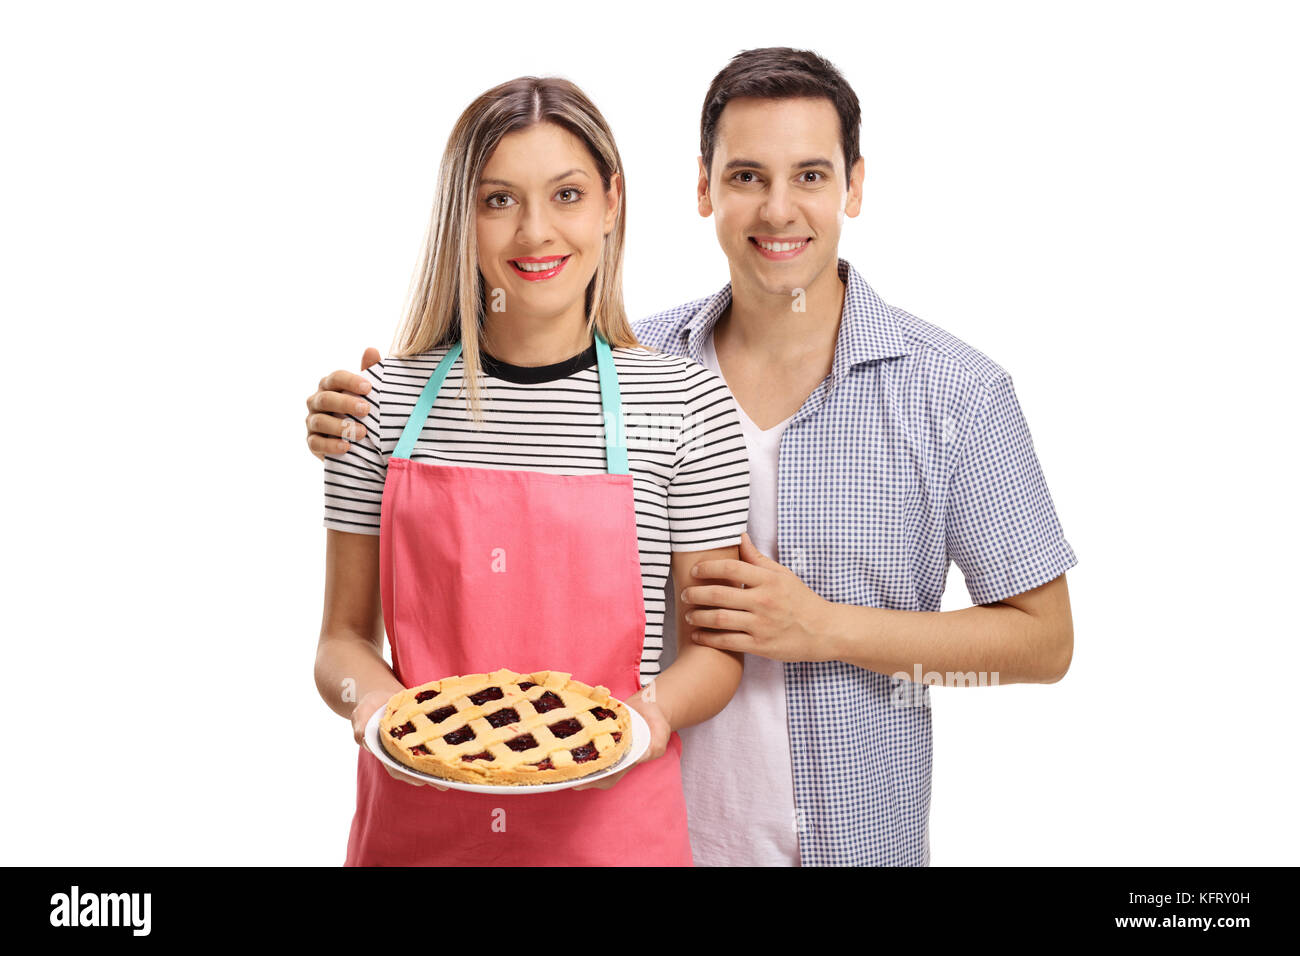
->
[3, 0, 1297, 866]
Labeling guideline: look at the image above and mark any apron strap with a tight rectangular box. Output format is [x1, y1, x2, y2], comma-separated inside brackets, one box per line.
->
[391, 331, 629, 475]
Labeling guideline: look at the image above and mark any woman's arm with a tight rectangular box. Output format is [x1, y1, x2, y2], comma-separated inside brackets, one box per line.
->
[315, 530, 403, 731]
[636, 545, 744, 735]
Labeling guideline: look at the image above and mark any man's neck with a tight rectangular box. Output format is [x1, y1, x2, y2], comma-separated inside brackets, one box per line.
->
[715, 257, 846, 368]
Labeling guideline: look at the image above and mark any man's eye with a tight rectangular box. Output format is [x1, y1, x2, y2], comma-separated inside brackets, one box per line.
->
[555, 187, 585, 203]
[485, 194, 516, 209]
[800, 171, 825, 183]
[733, 171, 760, 184]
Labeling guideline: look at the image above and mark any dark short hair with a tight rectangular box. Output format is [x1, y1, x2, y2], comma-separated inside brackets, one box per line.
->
[700, 47, 862, 185]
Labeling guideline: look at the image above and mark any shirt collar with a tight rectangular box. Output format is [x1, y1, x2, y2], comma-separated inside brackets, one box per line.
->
[680, 259, 910, 378]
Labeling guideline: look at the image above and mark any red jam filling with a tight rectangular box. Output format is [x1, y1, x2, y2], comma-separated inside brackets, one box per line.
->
[506, 734, 538, 752]
[428, 705, 457, 724]
[590, 706, 617, 721]
[410, 744, 430, 755]
[532, 691, 564, 714]
[469, 687, 504, 706]
[571, 743, 599, 763]
[486, 707, 521, 729]
[390, 721, 416, 739]
[548, 718, 582, 739]
[518, 681, 537, 691]
[533, 758, 554, 770]
[461, 751, 495, 762]
[414, 689, 438, 702]
[443, 726, 475, 746]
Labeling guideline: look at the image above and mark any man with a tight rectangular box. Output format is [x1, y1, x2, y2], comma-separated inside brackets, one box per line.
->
[305, 47, 1077, 866]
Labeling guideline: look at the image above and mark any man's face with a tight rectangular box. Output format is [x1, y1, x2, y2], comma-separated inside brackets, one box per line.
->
[698, 96, 863, 299]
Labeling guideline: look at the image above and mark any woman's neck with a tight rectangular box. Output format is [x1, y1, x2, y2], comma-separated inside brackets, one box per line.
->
[480, 308, 592, 367]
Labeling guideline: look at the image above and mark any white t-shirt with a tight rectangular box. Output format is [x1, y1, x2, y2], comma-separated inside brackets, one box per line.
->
[661, 328, 801, 867]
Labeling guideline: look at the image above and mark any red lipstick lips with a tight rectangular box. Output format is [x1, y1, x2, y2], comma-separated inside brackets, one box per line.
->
[509, 254, 571, 281]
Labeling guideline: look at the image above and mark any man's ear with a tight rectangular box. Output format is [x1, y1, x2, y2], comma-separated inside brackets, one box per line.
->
[844, 155, 865, 218]
[697, 156, 713, 217]
[603, 171, 622, 234]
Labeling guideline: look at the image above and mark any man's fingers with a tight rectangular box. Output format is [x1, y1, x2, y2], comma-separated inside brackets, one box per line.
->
[308, 433, 351, 459]
[690, 629, 754, 654]
[319, 368, 372, 400]
[689, 557, 767, 586]
[307, 384, 371, 419]
[680, 583, 758, 611]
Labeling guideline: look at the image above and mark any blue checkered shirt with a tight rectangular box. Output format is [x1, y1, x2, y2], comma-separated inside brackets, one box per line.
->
[634, 259, 1078, 866]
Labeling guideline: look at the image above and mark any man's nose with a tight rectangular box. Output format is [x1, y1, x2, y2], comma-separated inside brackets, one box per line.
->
[760, 182, 795, 226]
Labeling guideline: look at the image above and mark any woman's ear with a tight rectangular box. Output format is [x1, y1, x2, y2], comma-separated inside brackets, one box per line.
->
[603, 171, 622, 233]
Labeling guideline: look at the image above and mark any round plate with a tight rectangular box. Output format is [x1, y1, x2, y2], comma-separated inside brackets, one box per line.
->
[363, 701, 650, 795]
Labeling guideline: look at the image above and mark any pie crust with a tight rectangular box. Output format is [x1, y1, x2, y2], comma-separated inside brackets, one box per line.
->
[378, 668, 633, 785]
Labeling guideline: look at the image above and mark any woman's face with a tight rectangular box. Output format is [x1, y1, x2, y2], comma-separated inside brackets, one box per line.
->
[476, 122, 620, 329]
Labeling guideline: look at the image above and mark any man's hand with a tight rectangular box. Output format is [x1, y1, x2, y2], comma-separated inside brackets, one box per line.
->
[681, 532, 837, 663]
[305, 347, 382, 460]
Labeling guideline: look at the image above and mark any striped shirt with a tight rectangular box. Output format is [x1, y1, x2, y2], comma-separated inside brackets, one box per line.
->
[638, 258, 1079, 866]
[323, 341, 751, 682]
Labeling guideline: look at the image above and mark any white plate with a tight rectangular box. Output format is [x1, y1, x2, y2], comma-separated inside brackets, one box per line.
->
[364, 700, 650, 795]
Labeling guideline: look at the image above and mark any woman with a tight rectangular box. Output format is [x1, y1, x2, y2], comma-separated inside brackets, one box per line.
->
[316, 76, 750, 866]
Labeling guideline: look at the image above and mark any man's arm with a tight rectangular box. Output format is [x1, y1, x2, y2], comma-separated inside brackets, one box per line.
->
[305, 347, 381, 459]
[825, 572, 1073, 685]
[683, 534, 1073, 686]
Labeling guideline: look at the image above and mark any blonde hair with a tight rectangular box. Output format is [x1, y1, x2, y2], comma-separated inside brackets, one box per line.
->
[390, 76, 638, 423]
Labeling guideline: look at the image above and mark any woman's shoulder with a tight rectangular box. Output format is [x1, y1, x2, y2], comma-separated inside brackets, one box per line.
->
[611, 344, 729, 400]
[368, 347, 460, 396]
[611, 344, 715, 380]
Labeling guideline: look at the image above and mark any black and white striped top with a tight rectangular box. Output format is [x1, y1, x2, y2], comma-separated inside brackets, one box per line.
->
[323, 341, 751, 681]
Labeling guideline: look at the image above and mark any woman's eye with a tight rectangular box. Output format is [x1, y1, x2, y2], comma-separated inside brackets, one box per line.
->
[555, 187, 585, 203]
[485, 194, 516, 209]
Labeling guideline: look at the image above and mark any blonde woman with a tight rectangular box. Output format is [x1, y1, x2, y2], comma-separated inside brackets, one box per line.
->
[315, 77, 749, 866]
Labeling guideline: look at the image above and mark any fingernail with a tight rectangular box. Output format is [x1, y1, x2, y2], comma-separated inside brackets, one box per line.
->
[680, 590, 688, 602]
[355, 400, 369, 415]
[684, 612, 693, 624]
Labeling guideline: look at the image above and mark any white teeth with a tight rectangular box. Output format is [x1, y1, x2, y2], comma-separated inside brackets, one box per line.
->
[756, 239, 808, 252]
[513, 257, 566, 272]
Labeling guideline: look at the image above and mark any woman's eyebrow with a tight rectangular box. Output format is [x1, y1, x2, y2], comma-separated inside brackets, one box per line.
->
[479, 168, 591, 188]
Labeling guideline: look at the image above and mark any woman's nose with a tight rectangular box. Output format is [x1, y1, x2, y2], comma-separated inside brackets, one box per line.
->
[516, 199, 555, 246]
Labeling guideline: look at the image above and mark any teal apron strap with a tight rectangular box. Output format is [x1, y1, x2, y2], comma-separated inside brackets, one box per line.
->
[393, 343, 462, 461]
[391, 333, 628, 475]
[595, 331, 628, 475]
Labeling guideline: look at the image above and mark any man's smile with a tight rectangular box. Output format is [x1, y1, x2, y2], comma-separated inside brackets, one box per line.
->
[749, 236, 812, 260]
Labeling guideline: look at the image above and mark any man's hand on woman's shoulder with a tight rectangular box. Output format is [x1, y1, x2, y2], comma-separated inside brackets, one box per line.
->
[305, 346, 381, 459]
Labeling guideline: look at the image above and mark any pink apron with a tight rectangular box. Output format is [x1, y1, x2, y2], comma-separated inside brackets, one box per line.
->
[345, 331, 693, 866]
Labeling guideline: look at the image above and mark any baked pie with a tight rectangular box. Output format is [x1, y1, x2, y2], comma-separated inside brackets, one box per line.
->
[379, 668, 633, 785]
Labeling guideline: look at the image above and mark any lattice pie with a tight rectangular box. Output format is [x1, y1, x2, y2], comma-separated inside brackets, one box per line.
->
[379, 668, 632, 785]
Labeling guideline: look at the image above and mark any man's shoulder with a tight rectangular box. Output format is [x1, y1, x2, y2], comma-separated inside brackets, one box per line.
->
[888, 303, 1010, 390]
[631, 296, 712, 353]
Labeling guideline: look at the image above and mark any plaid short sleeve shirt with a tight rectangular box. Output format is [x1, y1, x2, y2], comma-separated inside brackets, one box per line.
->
[634, 259, 1078, 866]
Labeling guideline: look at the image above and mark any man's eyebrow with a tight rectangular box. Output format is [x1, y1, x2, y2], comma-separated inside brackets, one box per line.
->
[479, 168, 590, 188]
[721, 157, 836, 173]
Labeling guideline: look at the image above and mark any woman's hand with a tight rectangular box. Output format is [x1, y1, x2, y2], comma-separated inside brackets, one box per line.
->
[572, 688, 671, 791]
[351, 688, 448, 791]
